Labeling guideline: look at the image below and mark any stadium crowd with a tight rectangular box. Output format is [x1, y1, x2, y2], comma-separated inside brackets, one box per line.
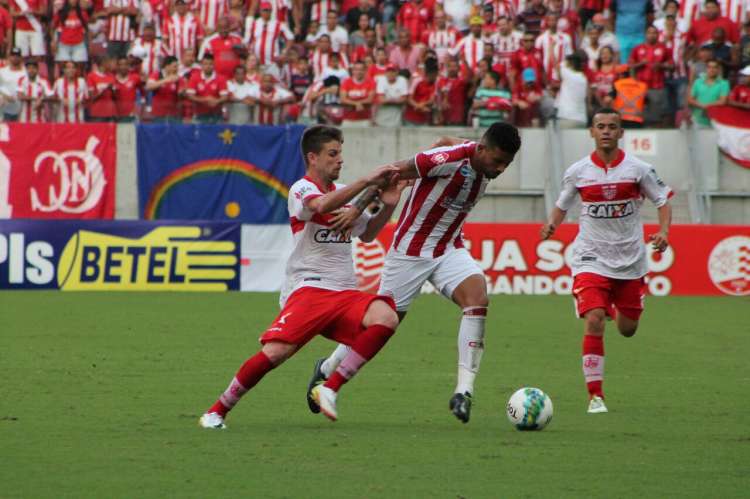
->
[0, 0, 749, 126]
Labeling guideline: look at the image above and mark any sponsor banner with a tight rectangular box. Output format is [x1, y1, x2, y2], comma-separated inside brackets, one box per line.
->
[137, 125, 306, 223]
[351, 224, 750, 297]
[0, 220, 240, 291]
[0, 123, 117, 219]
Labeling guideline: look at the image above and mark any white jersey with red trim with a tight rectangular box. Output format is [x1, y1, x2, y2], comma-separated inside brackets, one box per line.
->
[53, 77, 88, 123]
[392, 142, 488, 259]
[556, 150, 673, 280]
[18, 75, 51, 123]
[281, 176, 371, 305]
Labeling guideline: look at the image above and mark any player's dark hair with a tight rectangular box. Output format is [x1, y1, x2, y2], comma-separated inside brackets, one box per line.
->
[301, 125, 343, 165]
[163, 55, 178, 66]
[482, 123, 521, 155]
[202, 53, 214, 61]
[486, 70, 501, 84]
[591, 107, 622, 123]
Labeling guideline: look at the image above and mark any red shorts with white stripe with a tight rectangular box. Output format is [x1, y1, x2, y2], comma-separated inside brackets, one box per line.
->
[260, 287, 396, 346]
[572, 272, 646, 321]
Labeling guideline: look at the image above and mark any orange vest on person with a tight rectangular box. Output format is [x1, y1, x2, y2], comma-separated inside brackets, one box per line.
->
[613, 78, 647, 123]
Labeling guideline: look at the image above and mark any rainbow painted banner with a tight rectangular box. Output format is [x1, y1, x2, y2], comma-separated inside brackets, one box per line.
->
[136, 124, 305, 222]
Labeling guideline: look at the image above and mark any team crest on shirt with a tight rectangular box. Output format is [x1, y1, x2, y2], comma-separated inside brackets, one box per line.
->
[601, 184, 618, 200]
[431, 152, 449, 165]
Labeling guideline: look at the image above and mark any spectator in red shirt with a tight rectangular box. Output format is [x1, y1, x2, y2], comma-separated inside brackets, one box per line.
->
[397, 0, 432, 44]
[0, 4, 10, 55]
[512, 67, 543, 127]
[185, 53, 229, 123]
[53, 0, 89, 72]
[146, 55, 183, 122]
[339, 60, 375, 126]
[510, 31, 543, 89]
[629, 25, 673, 126]
[728, 66, 750, 109]
[367, 46, 389, 80]
[687, 0, 740, 48]
[435, 56, 468, 125]
[10, 0, 47, 60]
[198, 16, 245, 79]
[87, 56, 117, 122]
[403, 56, 438, 125]
[112, 55, 143, 121]
[589, 45, 618, 108]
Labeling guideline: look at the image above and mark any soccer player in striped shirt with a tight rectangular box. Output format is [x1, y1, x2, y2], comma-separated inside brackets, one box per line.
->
[308, 122, 522, 424]
[541, 108, 673, 414]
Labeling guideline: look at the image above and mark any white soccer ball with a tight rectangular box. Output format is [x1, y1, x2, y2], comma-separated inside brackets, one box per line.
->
[506, 387, 554, 431]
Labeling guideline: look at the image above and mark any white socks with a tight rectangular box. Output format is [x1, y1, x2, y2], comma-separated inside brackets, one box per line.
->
[321, 344, 351, 378]
[455, 307, 487, 395]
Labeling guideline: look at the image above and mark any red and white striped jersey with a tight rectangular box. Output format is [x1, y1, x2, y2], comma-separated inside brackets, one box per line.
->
[129, 37, 166, 76]
[678, 0, 704, 28]
[309, 0, 336, 23]
[256, 84, 292, 124]
[259, 0, 291, 23]
[658, 29, 688, 78]
[53, 77, 88, 123]
[17, 75, 51, 123]
[140, 0, 169, 37]
[719, 0, 748, 23]
[423, 27, 461, 62]
[192, 0, 228, 32]
[453, 34, 484, 71]
[556, 150, 673, 280]
[281, 176, 371, 305]
[535, 30, 573, 82]
[392, 142, 489, 259]
[485, 0, 519, 20]
[104, 0, 139, 42]
[492, 30, 523, 71]
[163, 12, 203, 60]
[311, 49, 349, 79]
[243, 17, 293, 65]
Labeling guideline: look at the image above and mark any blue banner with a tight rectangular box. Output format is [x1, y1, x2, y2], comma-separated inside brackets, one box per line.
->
[136, 124, 306, 222]
[0, 220, 240, 291]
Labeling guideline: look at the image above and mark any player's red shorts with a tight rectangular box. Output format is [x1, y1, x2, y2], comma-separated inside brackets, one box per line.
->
[260, 286, 396, 346]
[572, 272, 646, 321]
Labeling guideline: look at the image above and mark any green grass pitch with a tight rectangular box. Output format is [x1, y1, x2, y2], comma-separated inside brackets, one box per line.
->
[2, 292, 749, 498]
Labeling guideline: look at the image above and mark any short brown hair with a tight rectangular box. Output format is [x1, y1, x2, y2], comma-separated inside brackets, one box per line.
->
[301, 125, 343, 165]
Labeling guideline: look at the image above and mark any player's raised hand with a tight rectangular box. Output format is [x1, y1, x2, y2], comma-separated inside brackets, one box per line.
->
[649, 231, 669, 252]
[366, 164, 400, 187]
[380, 179, 411, 206]
[329, 208, 359, 238]
[540, 223, 556, 240]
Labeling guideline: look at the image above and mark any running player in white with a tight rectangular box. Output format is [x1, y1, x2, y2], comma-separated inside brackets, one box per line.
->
[540, 108, 673, 414]
[307, 122, 522, 423]
[199, 125, 405, 428]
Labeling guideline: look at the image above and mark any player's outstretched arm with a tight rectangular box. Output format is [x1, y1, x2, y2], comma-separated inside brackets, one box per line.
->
[307, 164, 398, 215]
[541, 207, 567, 240]
[358, 180, 410, 243]
[648, 202, 672, 252]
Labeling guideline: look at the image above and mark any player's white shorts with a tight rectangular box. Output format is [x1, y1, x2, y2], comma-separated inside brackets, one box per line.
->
[15, 30, 46, 57]
[378, 248, 484, 312]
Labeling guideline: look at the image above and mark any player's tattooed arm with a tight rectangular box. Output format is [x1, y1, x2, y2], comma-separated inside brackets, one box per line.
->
[328, 186, 381, 235]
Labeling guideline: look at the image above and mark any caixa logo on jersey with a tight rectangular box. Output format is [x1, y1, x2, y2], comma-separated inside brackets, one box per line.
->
[585, 200, 635, 219]
[314, 228, 351, 243]
[0, 221, 241, 290]
[30, 137, 107, 214]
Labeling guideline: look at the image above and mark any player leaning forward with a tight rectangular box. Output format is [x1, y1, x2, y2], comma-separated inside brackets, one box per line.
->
[541, 108, 673, 414]
[200, 125, 404, 428]
[309, 123, 522, 423]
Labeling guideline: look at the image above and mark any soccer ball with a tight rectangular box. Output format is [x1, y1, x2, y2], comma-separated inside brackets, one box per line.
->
[506, 387, 554, 431]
